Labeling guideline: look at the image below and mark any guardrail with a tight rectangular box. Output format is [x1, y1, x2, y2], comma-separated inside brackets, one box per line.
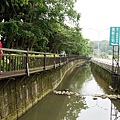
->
[91, 58, 120, 74]
[0, 48, 86, 79]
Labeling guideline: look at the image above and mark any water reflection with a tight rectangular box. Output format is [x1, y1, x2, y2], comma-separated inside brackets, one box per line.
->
[18, 65, 120, 120]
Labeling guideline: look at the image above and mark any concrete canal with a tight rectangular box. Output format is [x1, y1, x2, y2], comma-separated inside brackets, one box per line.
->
[18, 64, 120, 120]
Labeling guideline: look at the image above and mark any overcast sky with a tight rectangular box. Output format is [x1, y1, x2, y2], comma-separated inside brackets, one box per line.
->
[74, 0, 120, 41]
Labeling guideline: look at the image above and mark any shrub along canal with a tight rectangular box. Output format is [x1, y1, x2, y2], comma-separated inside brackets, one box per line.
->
[18, 64, 120, 120]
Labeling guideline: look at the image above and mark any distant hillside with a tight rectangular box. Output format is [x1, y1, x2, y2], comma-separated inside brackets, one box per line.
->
[91, 40, 113, 58]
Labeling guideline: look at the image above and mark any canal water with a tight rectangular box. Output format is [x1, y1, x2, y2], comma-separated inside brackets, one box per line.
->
[18, 65, 120, 120]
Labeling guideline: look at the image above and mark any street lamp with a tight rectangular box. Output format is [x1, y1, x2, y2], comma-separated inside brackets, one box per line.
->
[89, 28, 109, 58]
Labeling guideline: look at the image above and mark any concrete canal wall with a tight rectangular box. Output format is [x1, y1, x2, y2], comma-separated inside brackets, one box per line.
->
[0, 59, 86, 120]
[91, 58, 120, 93]
[91, 59, 112, 84]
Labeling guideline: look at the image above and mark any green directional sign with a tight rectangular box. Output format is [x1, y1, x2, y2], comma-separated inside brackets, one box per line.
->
[110, 27, 120, 46]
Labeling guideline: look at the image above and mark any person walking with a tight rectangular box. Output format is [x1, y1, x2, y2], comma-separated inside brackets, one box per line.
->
[0, 35, 2, 48]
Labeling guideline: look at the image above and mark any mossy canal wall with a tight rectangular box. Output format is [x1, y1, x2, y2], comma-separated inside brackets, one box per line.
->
[0, 59, 86, 120]
[91, 59, 120, 93]
[91, 61, 112, 84]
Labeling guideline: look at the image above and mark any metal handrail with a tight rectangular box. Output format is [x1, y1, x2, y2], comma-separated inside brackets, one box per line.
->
[0, 48, 84, 79]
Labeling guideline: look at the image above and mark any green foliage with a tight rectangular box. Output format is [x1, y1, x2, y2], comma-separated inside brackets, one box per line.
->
[3, 20, 18, 35]
[15, 0, 28, 6]
[92, 40, 112, 58]
[0, 0, 92, 56]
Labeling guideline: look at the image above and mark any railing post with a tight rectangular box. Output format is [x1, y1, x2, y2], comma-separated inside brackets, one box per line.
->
[59, 56, 61, 66]
[43, 53, 46, 70]
[54, 54, 56, 68]
[66, 55, 69, 63]
[64, 55, 66, 64]
[26, 48, 29, 76]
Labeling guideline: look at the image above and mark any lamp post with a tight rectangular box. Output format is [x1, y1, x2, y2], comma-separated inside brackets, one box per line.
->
[89, 28, 109, 58]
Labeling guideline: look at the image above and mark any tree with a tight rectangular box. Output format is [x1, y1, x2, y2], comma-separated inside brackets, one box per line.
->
[0, 0, 92, 56]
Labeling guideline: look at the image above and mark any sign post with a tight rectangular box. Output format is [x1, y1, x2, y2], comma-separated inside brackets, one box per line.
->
[109, 27, 120, 91]
[110, 27, 120, 72]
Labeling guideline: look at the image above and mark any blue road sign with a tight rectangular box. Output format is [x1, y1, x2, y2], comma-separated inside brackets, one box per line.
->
[110, 27, 120, 46]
